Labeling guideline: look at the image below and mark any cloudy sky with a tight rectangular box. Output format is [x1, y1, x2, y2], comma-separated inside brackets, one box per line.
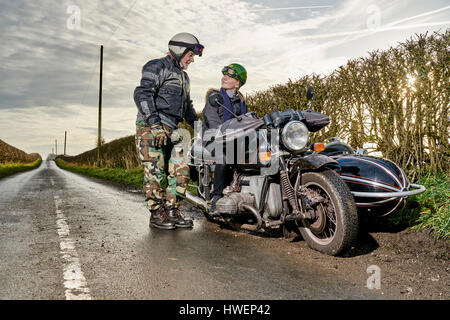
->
[0, 0, 448, 157]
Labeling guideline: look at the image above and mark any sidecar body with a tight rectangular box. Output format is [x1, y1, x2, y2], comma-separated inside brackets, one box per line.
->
[320, 139, 425, 216]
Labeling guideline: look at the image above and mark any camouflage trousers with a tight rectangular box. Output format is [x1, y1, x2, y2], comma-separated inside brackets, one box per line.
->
[135, 124, 190, 211]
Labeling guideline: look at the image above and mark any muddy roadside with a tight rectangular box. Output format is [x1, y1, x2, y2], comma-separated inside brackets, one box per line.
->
[290, 225, 449, 300]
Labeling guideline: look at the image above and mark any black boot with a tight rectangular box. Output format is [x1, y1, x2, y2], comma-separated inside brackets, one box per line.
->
[210, 195, 222, 215]
[150, 207, 176, 230]
[165, 206, 193, 228]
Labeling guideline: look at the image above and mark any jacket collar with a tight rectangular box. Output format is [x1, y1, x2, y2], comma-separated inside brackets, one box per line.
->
[167, 53, 182, 70]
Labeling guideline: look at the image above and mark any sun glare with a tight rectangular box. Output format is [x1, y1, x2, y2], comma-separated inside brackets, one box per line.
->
[406, 73, 416, 90]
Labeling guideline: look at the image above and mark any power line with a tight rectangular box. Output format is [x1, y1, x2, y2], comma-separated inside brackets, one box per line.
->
[105, 0, 139, 46]
[79, 0, 139, 108]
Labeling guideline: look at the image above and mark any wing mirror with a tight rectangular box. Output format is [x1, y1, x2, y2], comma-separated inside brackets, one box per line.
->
[306, 86, 316, 100]
[306, 86, 316, 110]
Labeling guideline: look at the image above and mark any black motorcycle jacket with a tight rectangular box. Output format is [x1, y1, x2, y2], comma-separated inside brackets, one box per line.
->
[134, 55, 199, 129]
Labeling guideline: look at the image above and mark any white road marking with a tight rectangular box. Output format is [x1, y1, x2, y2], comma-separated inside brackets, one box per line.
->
[53, 193, 92, 300]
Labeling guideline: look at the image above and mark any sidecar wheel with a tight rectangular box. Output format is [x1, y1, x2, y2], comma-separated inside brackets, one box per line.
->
[296, 170, 358, 256]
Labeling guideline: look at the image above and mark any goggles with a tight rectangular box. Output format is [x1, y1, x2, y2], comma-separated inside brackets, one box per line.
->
[222, 66, 243, 83]
[169, 40, 204, 56]
[192, 44, 204, 56]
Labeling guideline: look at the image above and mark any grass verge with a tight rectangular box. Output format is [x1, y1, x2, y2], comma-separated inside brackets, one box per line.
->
[55, 159, 448, 240]
[388, 172, 449, 240]
[55, 159, 143, 187]
[0, 158, 42, 179]
[55, 158, 199, 195]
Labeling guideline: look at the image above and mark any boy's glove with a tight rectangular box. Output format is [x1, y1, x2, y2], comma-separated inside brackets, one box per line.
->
[149, 124, 169, 148]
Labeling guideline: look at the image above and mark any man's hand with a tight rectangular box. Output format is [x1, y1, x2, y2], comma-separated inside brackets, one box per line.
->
[149, 124, 169, 148]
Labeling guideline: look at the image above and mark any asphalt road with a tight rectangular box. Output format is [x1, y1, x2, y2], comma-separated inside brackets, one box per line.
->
[0, 160, 387, 300]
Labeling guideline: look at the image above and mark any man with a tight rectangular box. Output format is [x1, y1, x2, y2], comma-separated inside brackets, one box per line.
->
[134, 32, 204, 230]
[202, 63, 247, 213]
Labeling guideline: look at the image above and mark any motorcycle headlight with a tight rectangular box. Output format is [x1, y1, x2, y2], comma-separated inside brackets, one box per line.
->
[281, 121, 309, 151]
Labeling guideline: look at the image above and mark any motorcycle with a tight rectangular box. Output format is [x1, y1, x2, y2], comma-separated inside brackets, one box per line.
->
[185, 86, 425, 256]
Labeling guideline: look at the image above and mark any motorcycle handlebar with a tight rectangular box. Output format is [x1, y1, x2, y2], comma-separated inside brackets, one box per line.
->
[263, 109, 305, 128]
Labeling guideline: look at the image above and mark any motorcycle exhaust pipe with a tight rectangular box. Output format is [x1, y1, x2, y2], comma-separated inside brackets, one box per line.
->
[240, 203, 263, 230]
[186, 191, 263, 230]
[185, 191, 208, 212]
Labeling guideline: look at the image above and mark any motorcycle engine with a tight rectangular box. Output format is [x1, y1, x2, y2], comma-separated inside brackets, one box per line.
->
[215, 193, 254, 215]
[214, 176, 283, 218]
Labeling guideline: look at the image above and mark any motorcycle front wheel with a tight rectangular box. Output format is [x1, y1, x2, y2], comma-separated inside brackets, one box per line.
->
[296, 169, 359, 256]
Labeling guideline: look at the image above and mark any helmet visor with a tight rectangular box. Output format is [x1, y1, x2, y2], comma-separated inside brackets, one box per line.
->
[192, 44, 204, 56]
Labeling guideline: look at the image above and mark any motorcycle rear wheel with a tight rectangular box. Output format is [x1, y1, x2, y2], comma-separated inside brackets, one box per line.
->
[296, 169, 358, 256]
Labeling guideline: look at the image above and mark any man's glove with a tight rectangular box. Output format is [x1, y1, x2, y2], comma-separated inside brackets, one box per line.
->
[149, 124, 169, 148]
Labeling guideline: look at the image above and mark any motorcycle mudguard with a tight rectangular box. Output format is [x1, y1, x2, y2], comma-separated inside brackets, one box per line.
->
[291, 154, 338, 171]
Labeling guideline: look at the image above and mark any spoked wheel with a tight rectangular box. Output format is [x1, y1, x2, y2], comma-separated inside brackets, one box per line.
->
[307, 200, 333, 238]
[295, 169, 359, 256]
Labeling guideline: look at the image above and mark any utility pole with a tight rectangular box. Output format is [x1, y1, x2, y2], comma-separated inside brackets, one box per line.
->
[55, 139, 57, 155]
[97, 45, 103, 167]
[64, 131, 67, 155]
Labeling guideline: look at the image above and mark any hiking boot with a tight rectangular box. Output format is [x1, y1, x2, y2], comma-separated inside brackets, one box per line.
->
[149, 207, 176, 230]
[165, 206, 193, 228]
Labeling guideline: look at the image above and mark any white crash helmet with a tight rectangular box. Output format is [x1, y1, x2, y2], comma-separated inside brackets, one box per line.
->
[168, 32, 204, 61]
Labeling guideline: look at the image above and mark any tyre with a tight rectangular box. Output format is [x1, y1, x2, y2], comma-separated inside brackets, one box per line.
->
[296, 169, 358, 256]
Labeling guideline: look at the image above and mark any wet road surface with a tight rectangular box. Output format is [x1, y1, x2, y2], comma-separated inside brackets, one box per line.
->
[0, 161, 387, 299]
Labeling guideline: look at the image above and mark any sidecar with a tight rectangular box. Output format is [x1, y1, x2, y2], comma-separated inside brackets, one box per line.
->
[319, 138, 426, 217]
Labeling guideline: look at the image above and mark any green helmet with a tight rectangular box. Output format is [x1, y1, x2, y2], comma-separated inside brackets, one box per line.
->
[222, 63, 247, 86]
